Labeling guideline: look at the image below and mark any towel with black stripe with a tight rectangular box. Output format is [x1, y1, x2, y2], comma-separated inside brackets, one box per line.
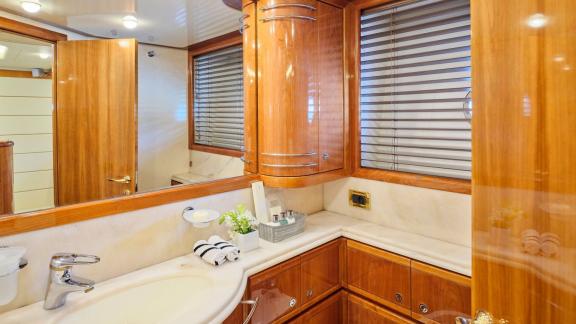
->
[208, 235, 240, 262]
[193, 240, 227, 266]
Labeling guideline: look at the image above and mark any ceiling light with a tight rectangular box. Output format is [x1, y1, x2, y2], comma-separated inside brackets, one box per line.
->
[0, 45, 7, 59]
[122, 15, 138, 29]
[21, 1, 41, 13]
[38, 52, 51, 59]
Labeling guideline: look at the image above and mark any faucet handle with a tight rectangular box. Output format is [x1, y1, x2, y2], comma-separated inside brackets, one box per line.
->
[50, 253, 100, 269]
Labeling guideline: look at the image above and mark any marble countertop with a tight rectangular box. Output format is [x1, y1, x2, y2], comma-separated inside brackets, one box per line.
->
[0, 211, 470, 324]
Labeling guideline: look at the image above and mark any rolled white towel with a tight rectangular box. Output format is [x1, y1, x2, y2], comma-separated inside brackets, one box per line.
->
[193, 240, 227, 266]
[208, 235, 240, 262]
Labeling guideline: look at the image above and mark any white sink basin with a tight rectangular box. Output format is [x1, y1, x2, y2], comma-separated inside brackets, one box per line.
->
[56, 275, 213, 324]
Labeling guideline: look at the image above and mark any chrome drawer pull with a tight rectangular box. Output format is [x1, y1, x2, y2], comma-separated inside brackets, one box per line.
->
[261, 152, 317, 157]
[240, 297, 259, 324]
[260, 4, 317, 11]
[260, 15, 316, 22]
[261, 162, 318, 168]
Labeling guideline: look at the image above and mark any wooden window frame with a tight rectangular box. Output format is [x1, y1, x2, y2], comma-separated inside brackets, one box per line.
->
[0, 18, 260, 237]
[188, 31, 244, 158]
[345, 0, 471, 195]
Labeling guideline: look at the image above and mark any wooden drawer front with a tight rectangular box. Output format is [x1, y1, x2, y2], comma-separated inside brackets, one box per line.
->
[249, 257, 301, 324]
[347, 293, 416, 324]
[410, 261, 471, 324]
[346, 240, 411, 315]
[291, 291, 342, 324]
[301, 240, 341, 306]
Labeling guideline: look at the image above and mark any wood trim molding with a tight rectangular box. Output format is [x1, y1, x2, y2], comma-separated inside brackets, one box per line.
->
[346, 0, 471, 195]
[0, 69, 52, 79]
[188, 32, 244, 154]
[0, 16, 66, 42]
[0, 174, 260, 236]
[261, 169, 348, 188]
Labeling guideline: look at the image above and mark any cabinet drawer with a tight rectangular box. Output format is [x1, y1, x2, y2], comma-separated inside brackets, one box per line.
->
[346, 240, 411, 315]
[290, 291, 343, 324]
[410, 261, 471, 324]
[301, 239, 341, 306]
[249, 257, 301, 324]
[347, 293, 416, 324]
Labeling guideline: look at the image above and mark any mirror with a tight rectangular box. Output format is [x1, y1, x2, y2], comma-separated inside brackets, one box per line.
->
[0, 1, 251, 216]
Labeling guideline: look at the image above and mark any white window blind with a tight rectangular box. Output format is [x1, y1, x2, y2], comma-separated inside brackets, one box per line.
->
[359, 0, 471, 179]
[193, 45, 244, 151]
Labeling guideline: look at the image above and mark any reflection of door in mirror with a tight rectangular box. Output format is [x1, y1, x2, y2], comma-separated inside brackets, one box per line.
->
[0, 31, 54, 214]
[56, 39, 137, 206]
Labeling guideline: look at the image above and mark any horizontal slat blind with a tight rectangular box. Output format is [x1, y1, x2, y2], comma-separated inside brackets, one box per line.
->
[193, 45, 244, 151]
[360, 0, 471, 179]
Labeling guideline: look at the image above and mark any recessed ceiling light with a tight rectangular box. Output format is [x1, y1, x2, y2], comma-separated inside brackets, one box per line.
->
[0, 45, 7, 59]
[21, 1, 42, 13]
[122, 15, 138, 29]
[38, 52, 51, 59]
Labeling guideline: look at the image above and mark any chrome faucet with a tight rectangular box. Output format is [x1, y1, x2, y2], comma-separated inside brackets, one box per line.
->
[44, 253, 100, 310]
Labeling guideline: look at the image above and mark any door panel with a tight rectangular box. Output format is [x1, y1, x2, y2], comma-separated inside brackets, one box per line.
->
[242, 0, 258, 174]
[297, 291, 342, 324]
[56, 39, 137, 205]
[471, 0, 576, 322]
[301, 239, 341, 306]
[347, 293, 415, 324]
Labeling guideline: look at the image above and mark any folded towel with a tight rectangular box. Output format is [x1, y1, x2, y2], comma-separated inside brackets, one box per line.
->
[193, 240, 227, 266]
[208, 235, 240, 262]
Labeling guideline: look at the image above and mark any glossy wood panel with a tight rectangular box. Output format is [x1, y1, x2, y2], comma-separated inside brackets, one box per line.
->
[0, 69, 51, 79]
[248, 256, 302, 323]
[295, 291, 343, 324]
[301, 239, 342, 307]
[257, 0, 320, 177]
[471, 0, 576, 322]
[0, 16, 66, 42]
[56, 39, 137, 205]
[261, 169, 346, 188]
[410, 261, 470, 324]
[345, 240, 411, 316]
[317, 2, 344, 173]
[242, 1, 259, 173]
[347, 292, 416, 324]
[0, 141, 14, 215]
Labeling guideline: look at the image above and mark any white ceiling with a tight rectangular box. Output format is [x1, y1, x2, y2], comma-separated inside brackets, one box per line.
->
[0, 31, 53, 70]
[0, 0, 242, 47]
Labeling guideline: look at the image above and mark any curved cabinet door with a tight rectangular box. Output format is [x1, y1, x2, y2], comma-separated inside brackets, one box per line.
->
[257, 0, 319, 177]
[243, 0, 258, 174]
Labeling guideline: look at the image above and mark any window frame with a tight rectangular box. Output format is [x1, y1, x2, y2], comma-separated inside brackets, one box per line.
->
[347, 0, 471, 194]
[188, 31, 244, 158]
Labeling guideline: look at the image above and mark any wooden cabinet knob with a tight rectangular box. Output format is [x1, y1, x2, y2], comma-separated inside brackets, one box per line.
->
[419, 303, 430, 314]
[394, 292, 403, 304]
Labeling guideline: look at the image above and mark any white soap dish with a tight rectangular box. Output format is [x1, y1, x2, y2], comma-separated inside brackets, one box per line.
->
[182, 207, 219, 228]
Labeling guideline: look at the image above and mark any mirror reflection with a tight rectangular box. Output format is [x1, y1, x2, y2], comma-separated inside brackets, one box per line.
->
[0, 1, 248, 215]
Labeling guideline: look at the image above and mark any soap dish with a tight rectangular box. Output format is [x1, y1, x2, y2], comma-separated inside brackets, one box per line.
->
[182, 207, 219, 228]
[258, 212, 306, 243]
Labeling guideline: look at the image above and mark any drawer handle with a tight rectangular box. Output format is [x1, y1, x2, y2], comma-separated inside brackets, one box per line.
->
[260, 15, 316, 22]
[260, 4, 317, 11]
[240, 297, 260, 324]
[261, 152, 317, 157]
[419, 303, 430, 314]
[394, 292, 403, 304]
[289, 297, 297, 308]
[261, 162, 318, 168]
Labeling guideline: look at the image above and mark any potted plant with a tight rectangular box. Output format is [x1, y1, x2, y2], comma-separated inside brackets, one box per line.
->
[219, 204, 259, 252]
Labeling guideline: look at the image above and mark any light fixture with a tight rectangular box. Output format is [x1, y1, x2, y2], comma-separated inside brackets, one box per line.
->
[0, 45, 7, 60]
[122, 15, 138, 29]
[38, 52, 51, 59]
[526, 13, 548, 29]
[21, 1, 41, 13]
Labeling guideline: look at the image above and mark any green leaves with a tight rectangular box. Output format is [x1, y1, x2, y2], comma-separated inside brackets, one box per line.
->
[218, 204, 256, 235]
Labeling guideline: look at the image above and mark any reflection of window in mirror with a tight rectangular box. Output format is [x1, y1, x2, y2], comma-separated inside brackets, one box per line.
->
[182, 35, 245, 187]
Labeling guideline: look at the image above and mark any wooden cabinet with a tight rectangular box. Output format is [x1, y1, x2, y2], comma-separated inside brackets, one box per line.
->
[345, 240, 411, 316]
[300, 239, 342, 307]
[242, 0, 258, 174]
[256, 0, 344, 182]
[248, 257, 302, 323]
[410, 261, 471, 324]
[291, 291, 343, 324]
[346, 292, 416, 324]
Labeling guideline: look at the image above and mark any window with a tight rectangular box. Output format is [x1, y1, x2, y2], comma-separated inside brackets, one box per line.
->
[192, 44, 244, 152]
[359, 0, 471, 180]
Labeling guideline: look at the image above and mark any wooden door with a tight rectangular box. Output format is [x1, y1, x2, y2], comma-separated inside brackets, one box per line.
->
[257, 0, 319, 177]
[248, 257, 302, 323]
[346, 293, 416, 324]
[471, 0, 576, 322]
[296, 291, 343, 324]
[56, 39, 137, 206]
[242, 0, 258, 174]
[345, 240, 411, 316]
[300, 239, 341, 307]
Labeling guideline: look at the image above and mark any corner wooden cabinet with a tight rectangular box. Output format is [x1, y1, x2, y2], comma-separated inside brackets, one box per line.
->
[242, 0, 259, 174]
[256, 0, 345, 183]
[346, 292, 416, 324]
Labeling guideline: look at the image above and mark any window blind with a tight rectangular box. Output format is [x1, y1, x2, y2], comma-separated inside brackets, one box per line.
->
[193, 45, 244, 151]
[359, 0, 471, 180]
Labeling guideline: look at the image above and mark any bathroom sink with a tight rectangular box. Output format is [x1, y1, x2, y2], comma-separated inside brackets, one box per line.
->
[55, 274, 213, 324]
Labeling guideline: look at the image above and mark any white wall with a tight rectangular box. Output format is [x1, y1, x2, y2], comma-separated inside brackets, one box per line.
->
[179, 150, 244, 183]
[137, 45, 190, 191]
[323, 177, 471, 247]
[0, 77, 54, 213]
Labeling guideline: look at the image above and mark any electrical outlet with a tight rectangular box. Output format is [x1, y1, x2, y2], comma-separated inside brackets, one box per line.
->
[349, 190, 371, 210]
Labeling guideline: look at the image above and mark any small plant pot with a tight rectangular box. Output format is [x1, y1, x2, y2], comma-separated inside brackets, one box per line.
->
[233, 230, 259, 253]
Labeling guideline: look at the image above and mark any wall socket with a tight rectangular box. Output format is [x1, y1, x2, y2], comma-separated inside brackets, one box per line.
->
[349, 190, 371, 210]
